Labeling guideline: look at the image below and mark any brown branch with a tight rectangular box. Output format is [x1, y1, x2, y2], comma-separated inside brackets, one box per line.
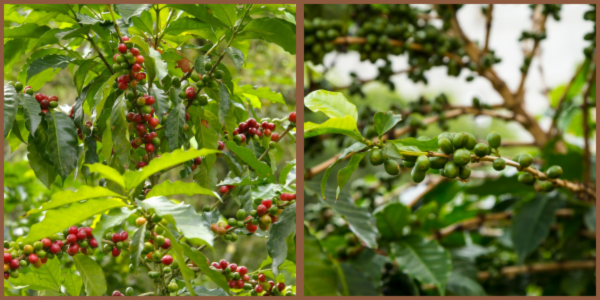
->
[515, 7, 548, 101]
[483, 4, 493, 54]
[581, 66, 596, 184]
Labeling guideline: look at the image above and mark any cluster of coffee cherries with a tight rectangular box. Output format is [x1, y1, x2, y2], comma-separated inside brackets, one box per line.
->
[3, 226, 101, 279]
[101, 230, 131, 258]
[112, 36, 147, 88]
[124, 92, 160, 169]
[209, 260, 292, 296]
[230, 118, 278, 146]
[134, 214, 174, 272]
[6, 81, 60, 114]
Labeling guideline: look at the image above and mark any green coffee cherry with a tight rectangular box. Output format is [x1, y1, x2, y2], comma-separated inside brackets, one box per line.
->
[415, 155, 430, 172]
[474, 143, 489, 157]
[465, 133, 477, 150]
[487, 132, 501, 148]
[518, 173, 535, 185]
[458, 165, 471, 180]
[411, 167, 426, 183]
[518, 153, 533, 168]
[403, 160, 415, 168]
[429, 157, 447, 169]
[369, 149, 386, 166]
[538, 180, 555, 192]
[125, 287, 134, 296]
[546, 166, 562, 179]
[236, 209, 246, 220]
[384, 159, 400, 176]
[438, 138, 454, 154]
[168, 282, 179, 293]
[492, 157, 506, 171]
[452, 132, 469, 149]
[438, 132, 453, 141]
[444, 161, 459, 178]
[453, 149, 471, 166]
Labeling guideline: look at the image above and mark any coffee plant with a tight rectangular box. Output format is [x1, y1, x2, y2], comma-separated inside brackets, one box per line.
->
[4, 4, 297, 296]
[304, 4, 596, 296]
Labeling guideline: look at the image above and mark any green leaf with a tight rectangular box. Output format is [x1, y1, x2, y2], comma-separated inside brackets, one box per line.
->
[25, 186, 125, 216]
[511, 194, 562, 264]
[124, 148, 219, 191]
[304, 226, 338, 296]
[584, 206, 595, 231]
[20, 198, 127, 244]
[207, 4, 238, 27]
[237, 17, 296, 55]
[86, 163, 125, 189]
[21, 4, 72, 16]
[390, 137, 439, 153]
[165, 4, 226, 29]
[45, 110, 79, 181]
[279, 160, 296, 185]
[73, 255, 107, 296]
[162, 17, 214, 40]
[76, 12, 102, 25]
[373, 202, 410, 240]
[32, 257, 61, 291]
[304, 90, 358, 121]
[150, 86, 170, 122]
[8, 270, 58, 291]
[305, 116, 363, 141]
[166, 101, 187, 151]
[390, 236, 451, 295]
[148, 47, 169, 82]
[321, 142, 368, 199]
[224, 47, 245, 68]
[5, 23, 51, 39]
[110, 94, 131, 168]
[194, 55, 211, 76]
[26, 54, 74, 83]
[74, 60, 98, 95]
[180, 243, 231, 293]
[146, 180, 220, 199]
[138, 196, 214, 245]
[373, 111, 402, 136]
[236, 84, 285, 105]
[62, 270, 83, 296]
[91, 207, 135, 250]
[217, 82, 231, 123]
[339, 249, 386, 296]
[267, 203, 296, 276]
[21, 93, 42, 135]
[336, 152, 366, 200]
[129, 224, 146, 268]
[116, 4, 153, 22]
[190, 286, 228, 296]
[27, 135, 57, 189]
[159, 229, 197, 296]
[225, 141, 276, 182]
[4, 84, 19, 138]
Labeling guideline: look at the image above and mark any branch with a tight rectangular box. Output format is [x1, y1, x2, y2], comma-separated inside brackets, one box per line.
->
[581, 65, 596, 184]
[258, 125, 293, 161]
[515, 7, 548, 100]
[483, 4, 494, 54]
[305, 107, 524, 180]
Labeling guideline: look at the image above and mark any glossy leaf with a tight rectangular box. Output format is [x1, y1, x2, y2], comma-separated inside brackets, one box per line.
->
[373, 111, 402, 136]
[21, 93, 42, 135]
[373, 202, 410, 240]
[45, 110, 78, 181]
[207, 4, 238, 27]
[304, 226, 338, 296]
[146, 180, 220, 199]
[225, 47, 245, 68]
[4, 84, 18, 138]
[110, 94, 130, 169]
[73, 254, 107, 296]
[26, 54, 74, 83]
[166, 101, 187, 151]
[225, 141, 276, 182]
[305, 116, 363, 141]
[26, 135, 57, 189]
[129, 224, 146, 268]
[25, 186, 125, 216]
[237, 17, 296, 55]
[390, 235, 451, 295]
[62, 270, 83, 296]
[336, 152, 366, 200]
[304, 90, 358, 121]
[86, 163, 125, 189]
[267, 203, 296, 276]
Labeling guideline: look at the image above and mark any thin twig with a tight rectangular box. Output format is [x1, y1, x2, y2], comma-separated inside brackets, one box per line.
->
[483, 4, 493, 53]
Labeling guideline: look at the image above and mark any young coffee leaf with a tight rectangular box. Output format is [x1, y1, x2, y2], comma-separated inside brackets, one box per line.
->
[389, 136, 440, 152]
[146, 180, 220, 199]
[25, 186, 125, 216]
[305, 116, 363, 141]
[321, 142, 369, 199]
[207, 4, 238, 27]
[373, 111, 402, 137]
[304, 90, 358, 121]
[86, 163, 125, 189]
[129, 225, 146, 268]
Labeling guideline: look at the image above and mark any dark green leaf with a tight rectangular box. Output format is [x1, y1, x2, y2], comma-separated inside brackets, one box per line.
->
[336, 152, 366, 199]
[267, 203, 296, 276]
[45, 110, 79, 181]
[224, 47, 245, 68]
[225, 141, 276, 182]
[73, 254, 107, 296]
[237, 17, 296, 55]
[373, 202, 410, 240]
[110, 94, 130, 168]
[166, 101, 187, 151]
[4, 84, 18, 138]
[26, 54, 74, 84]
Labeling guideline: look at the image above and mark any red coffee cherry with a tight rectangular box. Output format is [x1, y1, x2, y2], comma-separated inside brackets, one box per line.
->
[256, 204, 267, 216]
[41, 238, 52, 248]
[84, 227, 93, 238]
[277, 282, 285, 292]
[239, 134, 246, 143]
[118, 43, 127, 54]
[136, 55, 145, 64]
[160, 238, 171, 250]
[238, 266, 248, 276]
[28, 254, 39, 264]
[112, 247, 121, 257]
[118, 82, 128, 90]
[261, 121, 269, 129]
[261, 199, 272, 209]
[229, 263, 238, 272]
[228, 280, 236, 289]
[120, 231, 129, 241]
[137, 161, 147, 169]
[185, 113, 190, 121]
[289, 112, 296, 123]
[112, 233, 121, 243]
[247, 118, 258, 128]
[263, 129, 271, 136]
[161, 255, 173, 265]
[148, 118, 159, 128]
[194, 157, 202, 165]
[68, 244, 79, 256]
[4, 253, 12, 264]
[130, 47, 140, 56]
[48, 95, 58, 102]
[219, 259, 229, 270]
[122, 36, 129, 42]
[35, 93, 44, 102]
[40, 99, 49, 109]
[145, 143, 155, 153]
[238, 122, 248, 133]
[77, 230, 87, 241]
[211, 262, 221, 269]
[145, 96, 155, 106]
[132, 63, 142, 72]
[67, 234, 77, 244]
[271, 133, 279, 142]
[218, 141, 225, 150]
[268, 123, 276, 131]
[89, 238, 98, 248]
[112, 290, 124, 296]
[257, 273, 266, 282]
[50, 243, 61, 254]
[255, 284, 264, 293]
[219, 186, 229, 194]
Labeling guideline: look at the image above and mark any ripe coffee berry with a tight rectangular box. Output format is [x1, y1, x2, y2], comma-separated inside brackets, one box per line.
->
[257, 273, 266, 282]
[4, 253, 12, 264]
[218, 141, 225, 150]
[68, 244, 79, 256]
[67, 234, 77, 244]
[148, 118, 159, 128]
[289, 112, 296, 123]
[120, 231, 129, 241]
[219, 259, 229, 269]
[256, 204, 267, 216]
[255, 284, 264, 293]
[261, 199, 272, 209]
[112, 247, 121, 257]
[238, 266, 248, 276]
[271, 133, 279, 142]
[145, 143, 155, 153]
[161, 255, 173, 265]
[41, 238, 52, 248]
[118, 43, 127, 54]
[194, 157, 202, 165]
[28, 254, 39, 264]
[247, 118, 258, 128]
[219, 186, 229, 194]
[160, 238, 171, 250]
[238, 122, 248, 133]
[89, 238, 99, 248]
[77, 230, 87, 240]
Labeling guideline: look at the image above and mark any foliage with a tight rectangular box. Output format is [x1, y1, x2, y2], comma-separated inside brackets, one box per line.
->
[4, 4, 297, 296]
